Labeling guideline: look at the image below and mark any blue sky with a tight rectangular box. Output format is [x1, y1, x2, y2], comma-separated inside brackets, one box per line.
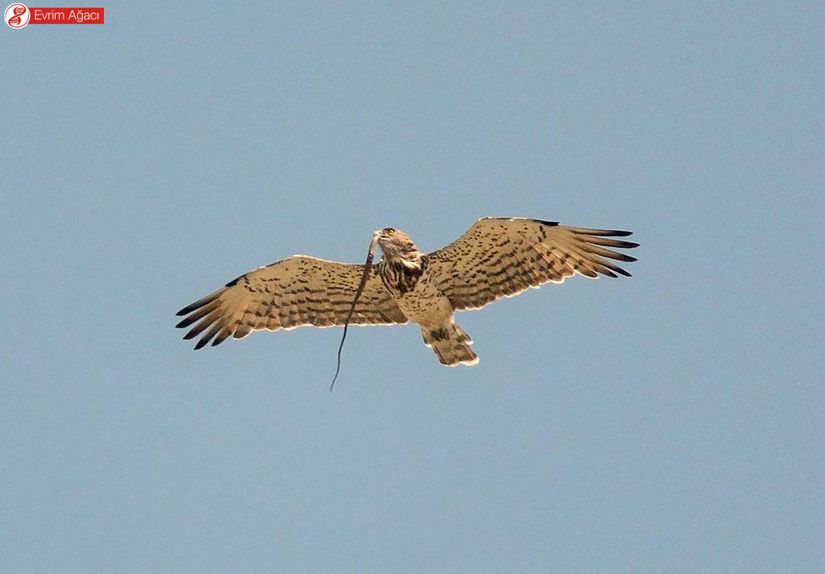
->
[2, 2, 823, 572]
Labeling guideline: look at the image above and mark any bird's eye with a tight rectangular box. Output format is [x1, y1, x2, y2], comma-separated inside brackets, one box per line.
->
[386, 228, 395, 236]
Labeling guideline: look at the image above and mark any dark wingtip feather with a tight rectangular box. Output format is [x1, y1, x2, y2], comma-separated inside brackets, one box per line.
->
[211, 329, 232, 347]
[176, 288, 226, 317]
[225, 274, 244, 287]
[175, 301, 220, 329]
[592, 257, 633, 278]
[568, 227, 635, 238]
[176, 297, 213, 316]
[612, 253, 637, 262]
[193, 338, 209, 350]
[583, 236, 639, 250]
[591, 229, 633, 237]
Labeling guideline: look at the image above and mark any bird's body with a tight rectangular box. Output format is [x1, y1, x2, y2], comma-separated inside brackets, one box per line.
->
[373, 231, 478, 365]
[378, 257, 441, 328]
[176, 217, 638, 367]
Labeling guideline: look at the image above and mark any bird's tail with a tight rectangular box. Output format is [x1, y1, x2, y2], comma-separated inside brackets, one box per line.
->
[422, 323, 479, 367]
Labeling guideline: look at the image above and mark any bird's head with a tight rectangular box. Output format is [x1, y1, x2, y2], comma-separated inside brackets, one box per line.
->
[374, 227, 422, 267]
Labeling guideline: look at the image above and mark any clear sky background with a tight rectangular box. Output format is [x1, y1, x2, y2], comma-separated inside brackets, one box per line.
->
[2, 2, 823, 572]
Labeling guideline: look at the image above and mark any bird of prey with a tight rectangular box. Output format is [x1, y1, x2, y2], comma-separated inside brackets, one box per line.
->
[176, 217, 638, 367]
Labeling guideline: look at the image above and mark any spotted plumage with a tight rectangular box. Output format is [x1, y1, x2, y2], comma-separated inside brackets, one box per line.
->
[176, 217, 638, 366]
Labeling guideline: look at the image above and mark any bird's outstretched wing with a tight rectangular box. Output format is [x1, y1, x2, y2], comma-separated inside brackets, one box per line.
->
[176, 255, 407, 349]
[426, 217, 638, 311]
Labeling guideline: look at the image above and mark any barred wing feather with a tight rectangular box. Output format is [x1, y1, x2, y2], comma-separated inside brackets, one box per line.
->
[426, 217, 638, 311]
[176, 255, 407, 349]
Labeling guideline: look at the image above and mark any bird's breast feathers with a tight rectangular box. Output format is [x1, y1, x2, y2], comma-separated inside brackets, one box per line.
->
[378, 258, 425, 297]
[382, 263, 453, 329]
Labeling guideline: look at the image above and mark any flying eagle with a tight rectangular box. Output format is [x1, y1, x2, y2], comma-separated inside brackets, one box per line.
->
[176, 217, 638, 366]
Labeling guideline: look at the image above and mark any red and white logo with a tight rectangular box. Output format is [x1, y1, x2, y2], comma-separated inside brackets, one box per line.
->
[4, 3, 30, 28]
[5, 4, 104, 27]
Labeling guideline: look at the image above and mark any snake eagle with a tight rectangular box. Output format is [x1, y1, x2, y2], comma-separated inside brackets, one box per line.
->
[176, 217, 638, 366]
